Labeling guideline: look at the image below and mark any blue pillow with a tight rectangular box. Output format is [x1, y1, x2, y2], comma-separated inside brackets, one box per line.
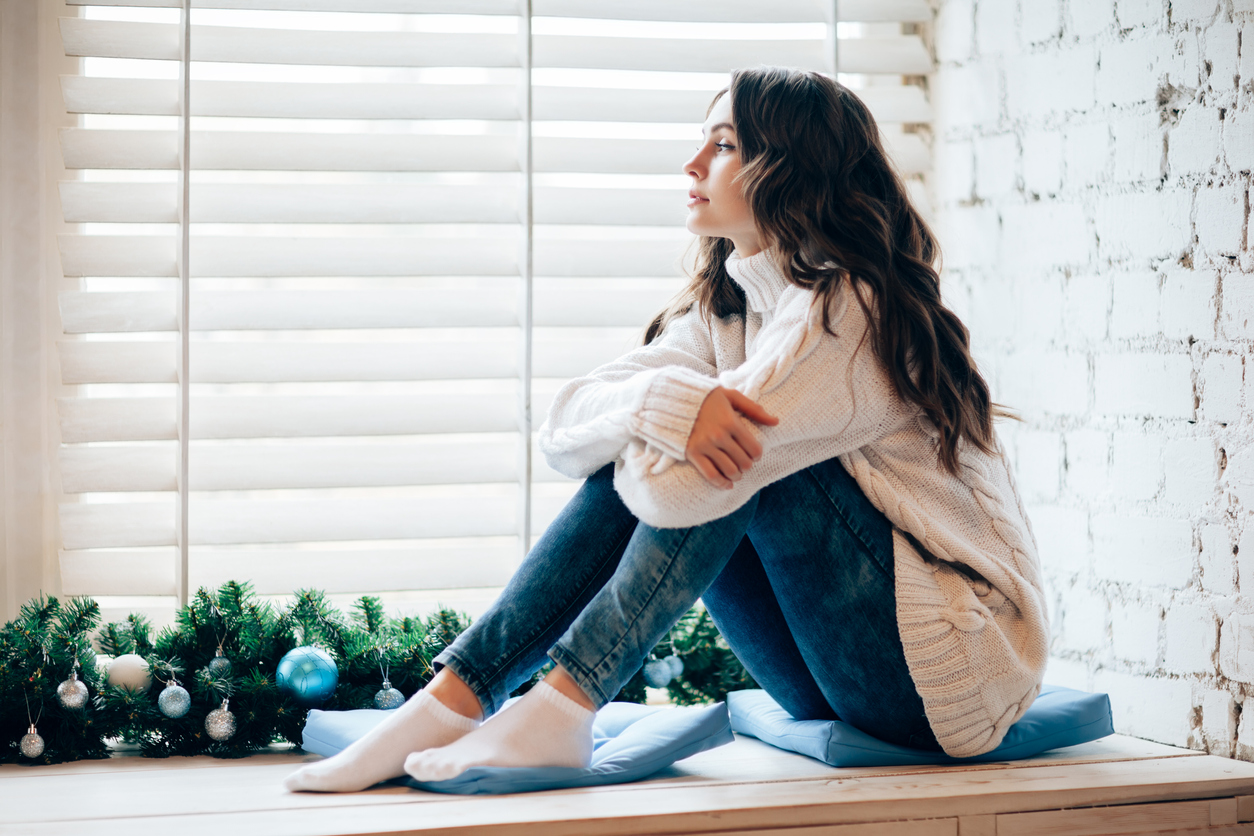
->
[301, 700, 734, 794]
[727, 684, 1113, 767]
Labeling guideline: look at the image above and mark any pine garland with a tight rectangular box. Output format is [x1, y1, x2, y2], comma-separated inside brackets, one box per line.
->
[1, 582, 754, 765]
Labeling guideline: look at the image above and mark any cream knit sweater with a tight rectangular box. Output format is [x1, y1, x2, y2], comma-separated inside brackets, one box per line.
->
[537, 250, 1049, 758]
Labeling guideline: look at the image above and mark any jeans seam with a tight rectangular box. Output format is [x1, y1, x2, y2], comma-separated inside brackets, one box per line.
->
[805, 468, 893, 580]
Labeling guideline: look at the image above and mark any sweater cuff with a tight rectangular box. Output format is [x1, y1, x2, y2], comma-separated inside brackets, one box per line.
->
[634, 367, 720, 461]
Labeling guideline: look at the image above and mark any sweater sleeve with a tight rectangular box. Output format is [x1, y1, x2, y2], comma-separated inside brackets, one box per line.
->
[537, 306, 725, 479]
[613, 285, 897, 528]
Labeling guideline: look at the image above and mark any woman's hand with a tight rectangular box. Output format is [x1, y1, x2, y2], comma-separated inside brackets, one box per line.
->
[685, 387, 779, 489]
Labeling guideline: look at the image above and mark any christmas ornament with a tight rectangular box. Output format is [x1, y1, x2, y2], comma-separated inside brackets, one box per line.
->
[665, 654, 684, 679]
[207, 646, 232, 678]
[205, 698, 236, 741]
[276, 645, 338, 707]
[56, 663, 90, 711]
[20, 691, 45, 759]
[158, 682, 191, 719]
[642, 657, 673, 688]
[107, 653, 152, 693]
[374, 679, 404, 710]
[20, 725, 45, 759]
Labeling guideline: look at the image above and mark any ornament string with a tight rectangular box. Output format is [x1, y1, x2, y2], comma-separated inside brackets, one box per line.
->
[24, 689, 44, 728]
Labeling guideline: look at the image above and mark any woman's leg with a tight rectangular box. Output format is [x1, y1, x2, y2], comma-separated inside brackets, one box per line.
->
[287, 463, 641, 792]
[406, 491, 760, 780]
[706, 457, 938, 750]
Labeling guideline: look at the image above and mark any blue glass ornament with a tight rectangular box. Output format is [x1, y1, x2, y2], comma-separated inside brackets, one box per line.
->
[158, 682, 191, 718]
[642, 658, 673, 689]
[664, 654, 684, 679]
[276, 645, 339, 707]
[374, 679, 404, 710]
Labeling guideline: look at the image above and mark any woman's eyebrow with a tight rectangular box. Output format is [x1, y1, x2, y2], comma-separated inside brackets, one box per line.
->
[701, 122, 735, 136]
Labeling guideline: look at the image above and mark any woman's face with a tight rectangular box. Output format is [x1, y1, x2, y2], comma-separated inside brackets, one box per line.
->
[682, 94, 762, 256]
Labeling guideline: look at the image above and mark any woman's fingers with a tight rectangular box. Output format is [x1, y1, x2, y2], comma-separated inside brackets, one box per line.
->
[730, 423, 764, 460]
[725, 389, 779, 426]
[692, 454, 733, 489]
[706, 449, 742, 486]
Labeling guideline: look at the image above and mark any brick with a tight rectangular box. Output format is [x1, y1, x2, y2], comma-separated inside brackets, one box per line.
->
[1229, 454, 1254, 518]
[1163, 437, 1217, 507]
[1111, 432, 1164, 502]
[934, 0, 973, 63]
[1238, 705, 1254, 761]
[1239, 519, 1254, 593]
[974, 133, 1018, 198]
[1164, 603, 1218, 673]
[1063, 274, 1110, 343]
[1006, 46, 1097, 119]
[1098, 34, 1178, 106]
[1111, 112, 1165, 183]
[1021, 0, 1061, 44]
[1199, 521, 1237, 594]
[1095, 189, 1192, 262]
[1066, 429, 1109, 500]
[1015, 430, 1062, 502]
[934, 139, 974, 205]
[936, 205, 997, 268]
[999, 350, 1089, 415]
[1070, 0, 1114, 38]
[1043, 655, 1090, 691]
[1199, 688, 1237, 757]
[1220, 610, 1254, 681]
[1200, 353, 1241, 424]
[934, 62, 1001, 130]
[1022, 130, 1063, 195]
[1111, 600, 1161, 664]
[1058, 586, 1107, 653]
[1221, 273, 1254, 339]
[1171, 0, 1219, 23]
[1160, 268, 1217, 341]
[1195, 184, 1246, 257]
[1001, 201, 1092, 268]
[1017, 275, 1064, 344]
[1116, 0, 1162, 28]
[1241, 22, 1254, 85]
[1093, 353, 1194, 419]
[1093, 513, 1195, 588]
[1167, 106, 1222, 176]
[1110, 271, 1161, 339]
[1224, 108, 1254, 174]
[1063, 121, 1111, 187]
[1093, 670, 1193, 746]
[1027, 504, 1089, 575]
[1205, 26, 1240, 92]
[975, 0, 1017, 55]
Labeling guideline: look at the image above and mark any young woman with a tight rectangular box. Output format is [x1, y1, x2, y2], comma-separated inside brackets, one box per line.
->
[285, 67, 1048, 794]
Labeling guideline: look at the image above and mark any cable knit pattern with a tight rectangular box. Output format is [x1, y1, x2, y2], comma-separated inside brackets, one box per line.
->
[537, 249, 1049, 757]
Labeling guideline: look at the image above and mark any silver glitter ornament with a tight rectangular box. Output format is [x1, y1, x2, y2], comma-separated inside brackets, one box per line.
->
[158, 682, 191, 718]
[57, 670, 89, 711]
[374, 679, 404, 710]
[20, 725, 45, 759]
[207, 648, 232, 678]
[205, 698, 236, 741]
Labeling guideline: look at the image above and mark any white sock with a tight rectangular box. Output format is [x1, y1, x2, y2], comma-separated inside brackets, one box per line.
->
[284, 690, 479, 792]
[403, 682, 595, 782]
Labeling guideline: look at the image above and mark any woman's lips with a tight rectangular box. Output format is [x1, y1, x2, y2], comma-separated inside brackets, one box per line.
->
[687, 192, 709, 207]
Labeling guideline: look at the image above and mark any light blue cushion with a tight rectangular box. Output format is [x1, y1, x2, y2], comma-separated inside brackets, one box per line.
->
[727, 684, 1113, 767]
[301, 700, 734, 794]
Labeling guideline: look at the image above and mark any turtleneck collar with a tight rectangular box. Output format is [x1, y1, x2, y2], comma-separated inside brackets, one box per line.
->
[724, 249, 792, 313]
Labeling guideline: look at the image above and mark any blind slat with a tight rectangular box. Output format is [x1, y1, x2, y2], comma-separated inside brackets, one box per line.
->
[60, 282, 677, 332]
[58, 235, 685, 278]
[58, 392, 525, 442]
[63, 78, 931, 124]
[61, 494, 517, 549]
[59, 331, 637, 383]
[67, 1, 517, 13]
[60, 540, 519, 599]
[60, 438, 568, 493]
[59, 182, 686, 226]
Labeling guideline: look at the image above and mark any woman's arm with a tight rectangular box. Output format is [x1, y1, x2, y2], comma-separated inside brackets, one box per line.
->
[537, 306, 728, 479]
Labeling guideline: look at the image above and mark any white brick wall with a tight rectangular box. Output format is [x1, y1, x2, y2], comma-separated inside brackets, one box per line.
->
[931, 0, 1253, 757]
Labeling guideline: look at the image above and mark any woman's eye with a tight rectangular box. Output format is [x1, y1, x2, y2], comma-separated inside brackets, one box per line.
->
[715, 142, 734, 152]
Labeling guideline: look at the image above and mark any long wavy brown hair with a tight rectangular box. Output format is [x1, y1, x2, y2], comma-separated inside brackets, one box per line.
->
[645, 66, 1006, 475]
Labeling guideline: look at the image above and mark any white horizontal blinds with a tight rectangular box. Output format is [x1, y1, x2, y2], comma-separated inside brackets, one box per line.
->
[523, 1, 935, 538]
[56, 2, 535, 616]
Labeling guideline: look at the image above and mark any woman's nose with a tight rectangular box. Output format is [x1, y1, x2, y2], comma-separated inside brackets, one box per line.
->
[683, 150, 703, 179]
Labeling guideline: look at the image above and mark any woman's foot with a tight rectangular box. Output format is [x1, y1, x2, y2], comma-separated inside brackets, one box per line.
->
[284, 676, 481, 793]
[404, 680, 595, 782]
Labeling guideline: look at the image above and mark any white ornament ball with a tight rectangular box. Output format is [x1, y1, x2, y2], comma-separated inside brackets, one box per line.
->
[107, 653, 152, 693]
[205, 700, 236, 741]
[665, 654, 685, 679]
[643, 658, 673, 689]
[20, 726, 45, 759]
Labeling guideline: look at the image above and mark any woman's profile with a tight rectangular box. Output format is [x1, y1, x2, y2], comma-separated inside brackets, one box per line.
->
[285, 66, 1049, 793]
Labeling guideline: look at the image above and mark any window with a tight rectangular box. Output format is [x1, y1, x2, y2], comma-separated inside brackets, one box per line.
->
[53, 0, 932, 627]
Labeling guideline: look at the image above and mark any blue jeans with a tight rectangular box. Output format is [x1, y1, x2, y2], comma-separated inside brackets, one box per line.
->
[433, 457, 939, 750]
